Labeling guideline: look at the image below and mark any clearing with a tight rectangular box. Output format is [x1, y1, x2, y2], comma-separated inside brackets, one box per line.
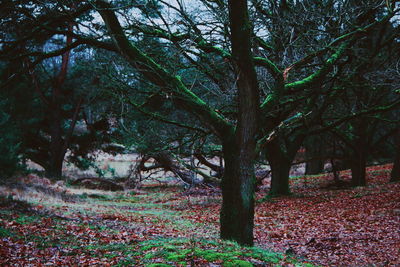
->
[0, 164, 399, 266]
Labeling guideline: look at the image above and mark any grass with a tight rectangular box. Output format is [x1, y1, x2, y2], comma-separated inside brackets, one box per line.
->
[15, 214, 41, 224]
[137, 238, 286, 266]
[0, 225, 14, 238]
[0, 182, 314, 266]
[136, 237, 315, 266]
[2, 165, 398, 266]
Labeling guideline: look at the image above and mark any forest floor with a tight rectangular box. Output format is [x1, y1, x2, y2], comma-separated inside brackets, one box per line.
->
[0, 164, 399, 266]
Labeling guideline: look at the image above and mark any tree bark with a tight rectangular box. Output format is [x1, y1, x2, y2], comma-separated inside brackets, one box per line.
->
[46, 92, 65, 179]
[266, 140, 291, 196]
[269, 158, 291, 196]
[391, 155, 400, 182]
[219, 0, 260, 246]
[45, 23, 74, 179]
[265, 135, 304, 196]
[390, 128, 400, 182]
[305, 135, 325, 175]
[350, 122, 367, 186]
[350, 153, 366, 186]
[220, 139, 255, 246]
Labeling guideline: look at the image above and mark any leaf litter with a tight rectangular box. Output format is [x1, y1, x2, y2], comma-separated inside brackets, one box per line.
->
[0, 164, 398, 266]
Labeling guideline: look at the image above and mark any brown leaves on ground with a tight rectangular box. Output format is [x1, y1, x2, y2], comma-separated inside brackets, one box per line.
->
[174, 164, 400, 266]
[0, 164, 399, 266]
[254, 164, 400, 266]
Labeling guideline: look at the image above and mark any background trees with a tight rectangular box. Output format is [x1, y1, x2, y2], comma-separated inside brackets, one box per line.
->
[0, 97, 23, 177]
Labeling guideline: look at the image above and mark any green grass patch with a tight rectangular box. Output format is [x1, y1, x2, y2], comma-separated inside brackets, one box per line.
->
[0, 183, 316, 266]
[0, 210, 13, 216]
[137, 238, 294, 265]
[0, 225, 14, 238]
[28, 234, 64, 249]
[223, 259, 254, 267]
[146, 264, 173, 267]
[15, 214, 41, 224]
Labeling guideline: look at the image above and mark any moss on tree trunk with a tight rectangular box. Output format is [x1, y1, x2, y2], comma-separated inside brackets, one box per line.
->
[220, 140, 255, 246]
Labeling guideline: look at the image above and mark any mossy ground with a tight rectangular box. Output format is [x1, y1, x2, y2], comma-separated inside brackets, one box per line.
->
[0, 186, 312, 266]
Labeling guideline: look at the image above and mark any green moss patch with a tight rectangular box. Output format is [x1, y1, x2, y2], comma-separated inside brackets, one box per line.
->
[136, 238, 302, 266]
[0, 226, 14, 238]
[223, 259, 254, 267]
[15, 214, 41, 224]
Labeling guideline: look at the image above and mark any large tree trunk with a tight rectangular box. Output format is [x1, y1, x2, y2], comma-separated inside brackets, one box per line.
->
[350, 153, 366, 186]
[391, 154, 400, 182]
[265, 137, 302, 196]
[269, 157, 291, 196]
[266, 141, 291, 196]
[219, 0, 260, 246]
[305, 135, 325, 175]
[390, 129, 400, 182]
[220, 140, 255, 246]
[45, 155, 64, 178]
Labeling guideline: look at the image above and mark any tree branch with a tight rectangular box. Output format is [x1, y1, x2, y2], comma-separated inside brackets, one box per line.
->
[95, 0, 233, 138]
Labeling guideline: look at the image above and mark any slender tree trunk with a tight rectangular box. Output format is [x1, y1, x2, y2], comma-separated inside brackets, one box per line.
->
[329, 140, 342, 184]
[331, 158, 341, 184]
[350, 142, 367, 187]
[46, 103, 65, 179]
[350, 153, 366, 186]
[350, 122, 367, 186]
[45, 24, 73, 179]
[220, 140, 255, 246]
[390, 129, 400, 182]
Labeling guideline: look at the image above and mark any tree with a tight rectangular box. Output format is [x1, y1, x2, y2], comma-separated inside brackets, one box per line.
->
[304, 135, 326, 175]
[325, 8, 400, 186]
[0, 1, 86, 178]
[0, 97, 23, 178]
[1, 34, 117, 179]
[91, 0, 258, 244]
[391, 128, 400, 182]
[1, 0, 399, 246]
[93, 0, 399, 244]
